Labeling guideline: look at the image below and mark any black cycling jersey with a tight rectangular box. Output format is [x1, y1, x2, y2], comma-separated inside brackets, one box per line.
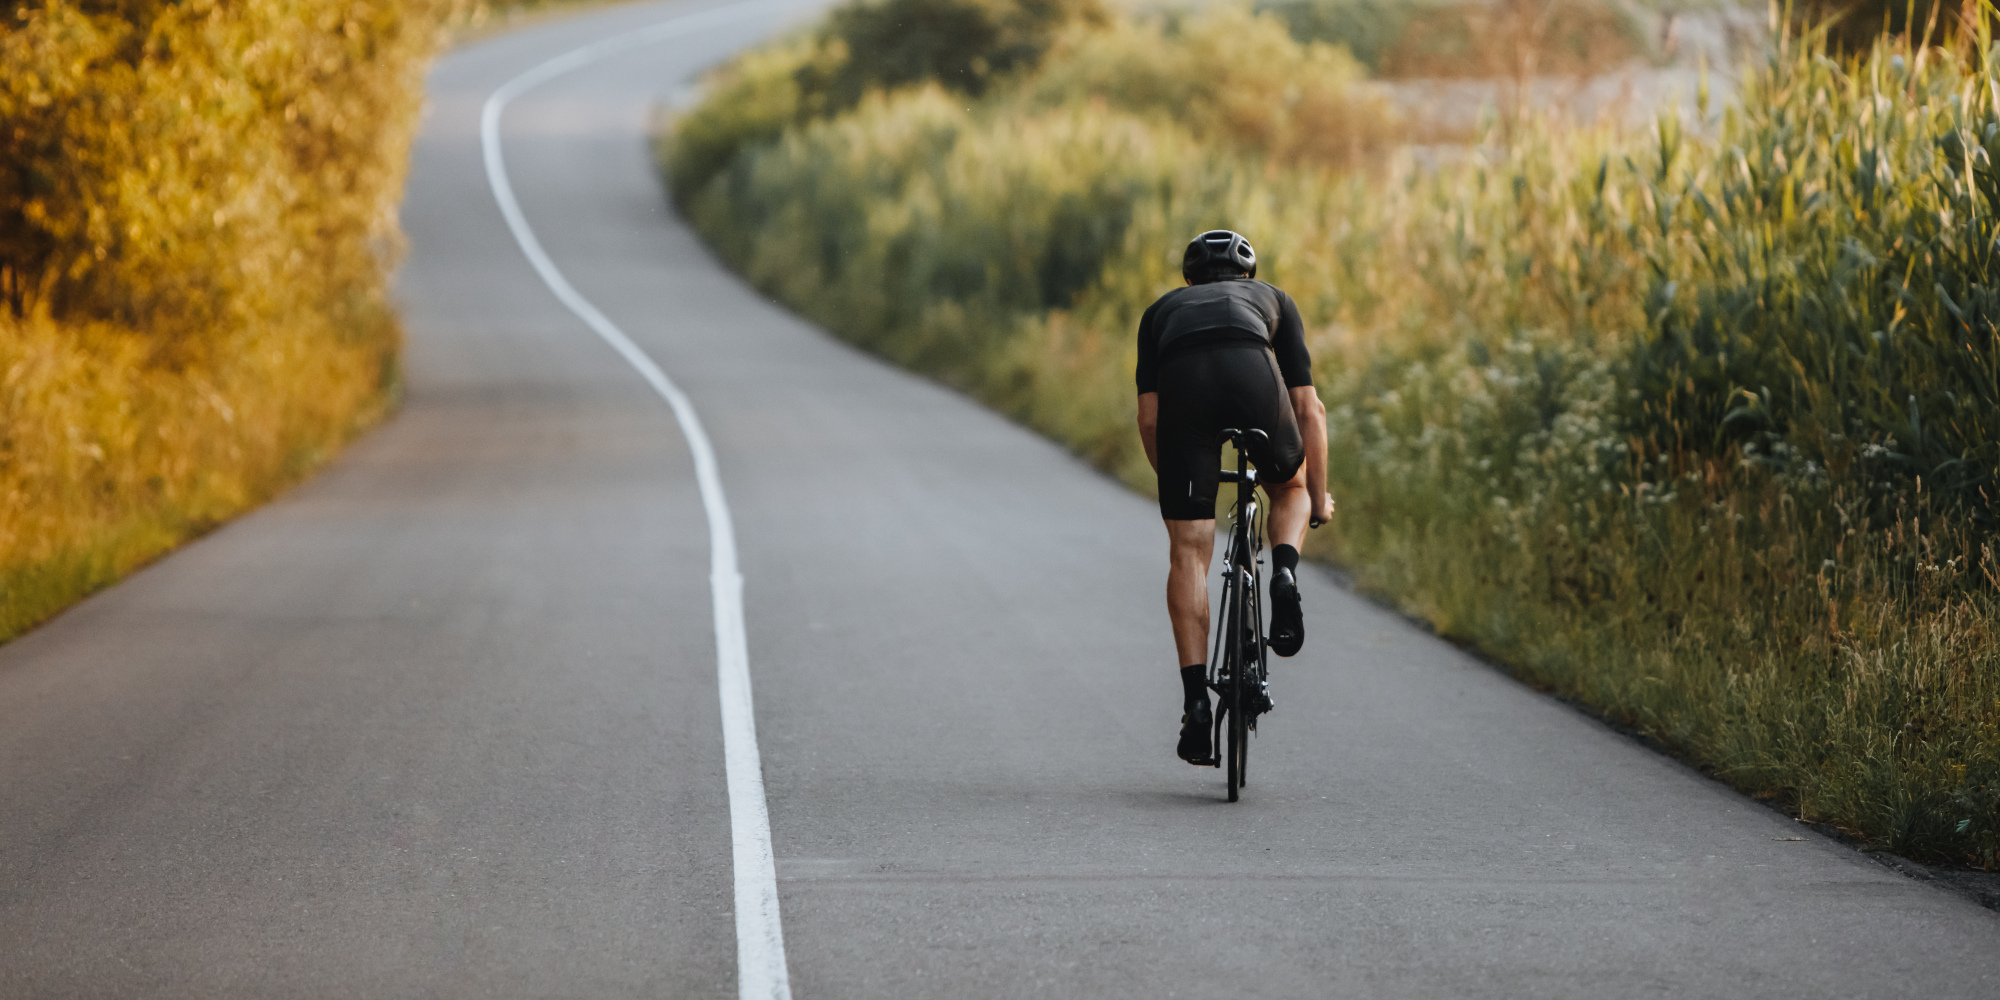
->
[1137, 277, 1313, 520]
[1134, 278, 1312, 395]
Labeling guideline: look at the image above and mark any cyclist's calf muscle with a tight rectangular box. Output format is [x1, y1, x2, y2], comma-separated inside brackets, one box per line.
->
[1164, 518, 1213, 668]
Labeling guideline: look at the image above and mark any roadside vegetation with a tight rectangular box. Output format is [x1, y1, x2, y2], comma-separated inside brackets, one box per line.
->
[1255, 0, 1648, 77]
[664, 0, 2000, 866]
[0, 0, 472, 640]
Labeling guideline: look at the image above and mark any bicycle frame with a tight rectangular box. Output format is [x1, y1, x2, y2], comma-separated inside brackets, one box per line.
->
[1209, 428, 1271, 801]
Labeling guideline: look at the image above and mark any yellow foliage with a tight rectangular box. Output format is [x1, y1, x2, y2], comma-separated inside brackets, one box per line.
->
[0, 0, 466, 639]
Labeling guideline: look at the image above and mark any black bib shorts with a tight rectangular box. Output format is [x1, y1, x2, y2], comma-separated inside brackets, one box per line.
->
[1154, 343, 1304, 521]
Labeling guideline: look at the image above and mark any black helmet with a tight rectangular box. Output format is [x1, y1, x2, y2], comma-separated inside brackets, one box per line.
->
[1182, 230, 1257, 284]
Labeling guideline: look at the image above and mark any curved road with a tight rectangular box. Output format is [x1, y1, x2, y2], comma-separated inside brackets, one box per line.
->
[3, 2, 1998, 996]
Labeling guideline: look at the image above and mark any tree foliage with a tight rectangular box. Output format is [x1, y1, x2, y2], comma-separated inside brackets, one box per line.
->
[807, 0, 1105, 108]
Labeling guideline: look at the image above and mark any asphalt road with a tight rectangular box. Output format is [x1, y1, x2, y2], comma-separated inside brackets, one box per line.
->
[4, 2, 1999, 997]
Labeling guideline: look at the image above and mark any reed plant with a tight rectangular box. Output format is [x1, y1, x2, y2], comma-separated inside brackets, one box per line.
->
[1, 0, 465, 639]
[668, 0, 2000, 866]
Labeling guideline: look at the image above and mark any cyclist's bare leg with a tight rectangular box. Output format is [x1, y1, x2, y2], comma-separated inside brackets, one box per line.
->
[1264, 465, 1318, 658]
[1164, 518, 1215, 667]
[1269, 382, 1333, 551]
[1266, 467, 1309, 551]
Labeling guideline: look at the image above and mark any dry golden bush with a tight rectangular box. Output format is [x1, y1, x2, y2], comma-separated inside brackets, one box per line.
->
[1024, 7, 1402, 171]
[0, 0, 467, 638]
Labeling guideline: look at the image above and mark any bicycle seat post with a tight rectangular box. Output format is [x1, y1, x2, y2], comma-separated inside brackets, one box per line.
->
[1218, 427, 1266, 526]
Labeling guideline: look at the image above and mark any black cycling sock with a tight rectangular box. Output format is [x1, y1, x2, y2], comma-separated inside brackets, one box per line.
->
[1272, 544, 1299, 575]
[1180, 664, 1208, 708]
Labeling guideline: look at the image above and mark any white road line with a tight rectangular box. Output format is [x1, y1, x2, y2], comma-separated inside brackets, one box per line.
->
[479, 5, 799, 997]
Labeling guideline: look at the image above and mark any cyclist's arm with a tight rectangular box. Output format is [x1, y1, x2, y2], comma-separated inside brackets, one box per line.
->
[1136, 301, 1164, 473]
[1138, 392, 1160, 472]
[1290, 386, 1332, 524]
[1272, 291, 1333, 524]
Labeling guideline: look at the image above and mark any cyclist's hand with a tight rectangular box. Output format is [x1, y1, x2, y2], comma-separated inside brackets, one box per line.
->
[1310, 493, 1335, 528]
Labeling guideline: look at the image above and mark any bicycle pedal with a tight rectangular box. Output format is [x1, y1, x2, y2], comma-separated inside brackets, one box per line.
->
[1185, 756, 1219, 767]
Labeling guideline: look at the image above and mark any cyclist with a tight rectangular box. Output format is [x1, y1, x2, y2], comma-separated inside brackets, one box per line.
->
[1135, 230, 1331, 764]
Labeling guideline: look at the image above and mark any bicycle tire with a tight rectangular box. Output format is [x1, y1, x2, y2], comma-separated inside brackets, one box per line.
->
[1225, 565, 1247, 802]
[1241, 563, 1259, 788]
[1237, 596, 1253, 790]
[1239, 493, 1265, 790]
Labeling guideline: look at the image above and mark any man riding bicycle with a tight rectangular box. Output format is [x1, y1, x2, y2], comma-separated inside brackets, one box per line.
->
[1135, 230, 1332, 764]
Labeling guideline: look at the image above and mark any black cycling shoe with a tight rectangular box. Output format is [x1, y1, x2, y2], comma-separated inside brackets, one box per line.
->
[1177, 696, 1213, 763]
[1269, 567, 1303, 657]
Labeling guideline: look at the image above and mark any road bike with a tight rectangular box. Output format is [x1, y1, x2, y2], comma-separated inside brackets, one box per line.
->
[1206, 427, 1275, 803]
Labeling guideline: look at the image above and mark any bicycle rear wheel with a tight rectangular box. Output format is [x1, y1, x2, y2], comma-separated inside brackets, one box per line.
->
[1225, 565, 1248, 802]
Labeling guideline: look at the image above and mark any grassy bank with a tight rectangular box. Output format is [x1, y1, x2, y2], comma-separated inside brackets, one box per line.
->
[665, 0, 2000, 866]
[0, 0, 468, 639]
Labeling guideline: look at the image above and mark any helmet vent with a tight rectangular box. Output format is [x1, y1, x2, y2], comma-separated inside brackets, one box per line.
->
[1181, 230, 1258, 284]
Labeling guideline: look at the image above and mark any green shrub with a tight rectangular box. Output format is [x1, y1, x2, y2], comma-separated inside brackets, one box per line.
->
[1255, 0, 1427, 70]
[1629, 38, 2000, 521]
[666, 0, 1110, 200]
[666, 35, 823, 199]
[806, 0, 1105, 108]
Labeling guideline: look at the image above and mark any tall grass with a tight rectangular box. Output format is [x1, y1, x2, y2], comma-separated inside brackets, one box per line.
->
[0, 0, 466, 639]
[668, 0, 2000, 866]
